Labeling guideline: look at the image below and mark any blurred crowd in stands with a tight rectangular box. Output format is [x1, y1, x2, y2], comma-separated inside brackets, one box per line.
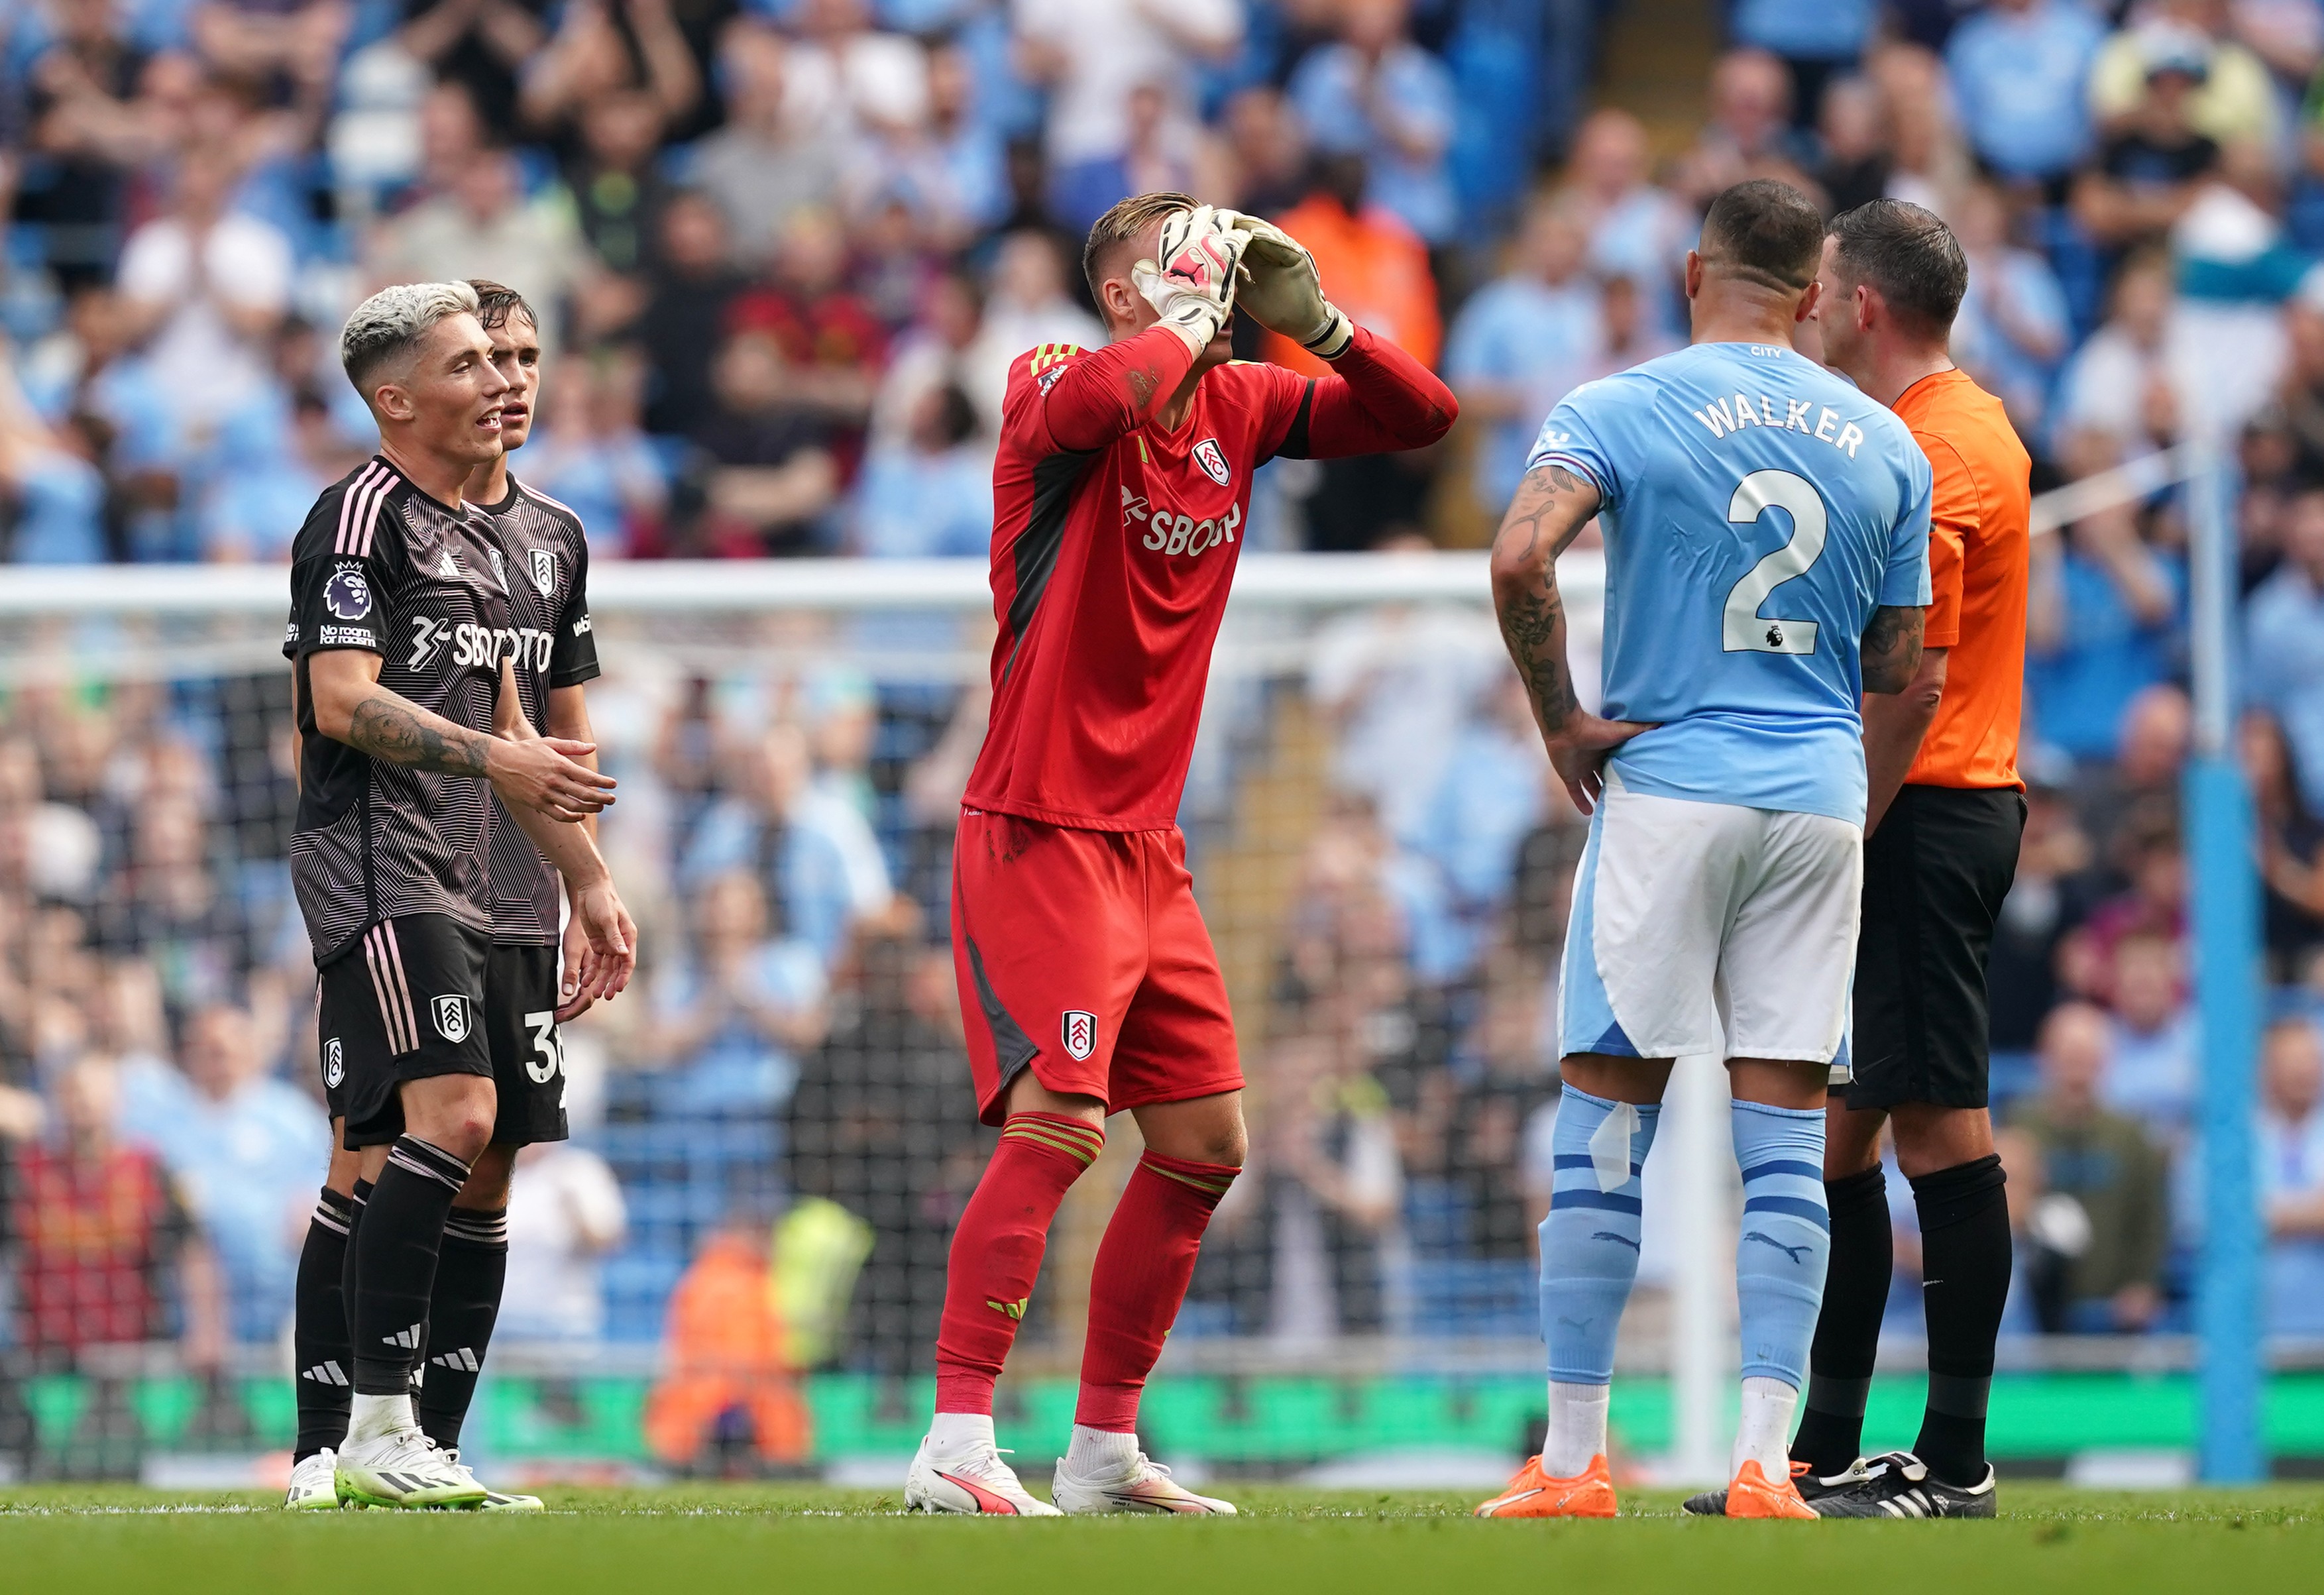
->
[11, 0, 2324, 1472]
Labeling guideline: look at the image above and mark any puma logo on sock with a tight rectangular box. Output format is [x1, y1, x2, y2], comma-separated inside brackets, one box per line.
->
[1744, 1231, 1812, 1266]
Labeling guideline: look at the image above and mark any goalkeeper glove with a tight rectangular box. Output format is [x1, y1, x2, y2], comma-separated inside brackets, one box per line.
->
[1223, 211, 1354, 360]
[1132, 203, 1248, 355]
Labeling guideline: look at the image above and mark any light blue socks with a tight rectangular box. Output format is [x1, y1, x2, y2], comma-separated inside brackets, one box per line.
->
[1539, 1085, 1661, 1386]
[1732, 1098, 1830, 1388]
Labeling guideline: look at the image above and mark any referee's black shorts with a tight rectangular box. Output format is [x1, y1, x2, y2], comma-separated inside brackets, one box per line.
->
[1844, 784, 2026, 1113]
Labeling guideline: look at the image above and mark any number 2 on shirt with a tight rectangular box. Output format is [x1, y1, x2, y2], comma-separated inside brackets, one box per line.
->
[1722, 468, 1825, 656]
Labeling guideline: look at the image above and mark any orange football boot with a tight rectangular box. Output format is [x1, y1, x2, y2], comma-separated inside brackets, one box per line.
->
[1722, 1458, 1818, 1519]
[1473, 1454, 1618, 1518]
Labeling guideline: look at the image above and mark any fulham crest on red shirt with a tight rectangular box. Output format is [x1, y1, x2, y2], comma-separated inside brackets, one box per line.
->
[1192, 437, 1231, 486]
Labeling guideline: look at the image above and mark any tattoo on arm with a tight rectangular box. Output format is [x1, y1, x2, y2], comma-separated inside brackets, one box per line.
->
[1859, 604, 1926, 695]
[347, 690, 492, 776]
[1492, 463, 1602, 736]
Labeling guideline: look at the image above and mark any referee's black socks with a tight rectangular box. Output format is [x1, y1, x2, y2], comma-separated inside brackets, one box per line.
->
[350, 1137, 472, 1397]
[292, 1186, 357, 1460]
[1910, 1153, 2010, 1487]
[1792, 1164, 1891, 1478]
[417, 1204, 510, 1451]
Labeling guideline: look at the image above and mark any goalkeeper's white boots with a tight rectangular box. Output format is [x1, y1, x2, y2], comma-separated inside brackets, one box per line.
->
[284, 1448, 344, 1510]
[336, 1402, 488, 1510]
[905, 1428, 1062, 1516]
[1052, 1427, 1237, 1515]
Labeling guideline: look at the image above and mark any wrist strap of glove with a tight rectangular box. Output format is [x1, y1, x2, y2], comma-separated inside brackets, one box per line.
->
[1160, 300, 1223, 356]
[1301, 308, 1354, 362]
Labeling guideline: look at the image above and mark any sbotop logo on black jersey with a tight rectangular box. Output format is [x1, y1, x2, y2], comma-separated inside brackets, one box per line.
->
[1193, 437, 1232, 486]
[409, 615, 555, 673]
[529, 547, 556, 596]
[409, 616, 447, 670]
[324, 563, 372, 620]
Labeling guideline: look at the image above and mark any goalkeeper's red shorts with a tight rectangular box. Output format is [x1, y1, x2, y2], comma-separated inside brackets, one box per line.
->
[950, 808, 1244, 1126]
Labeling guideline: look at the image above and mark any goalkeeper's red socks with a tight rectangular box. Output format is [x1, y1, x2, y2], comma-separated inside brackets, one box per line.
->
[1075, 1150, 1240, 1432]
[933, 1113, 1105, 1414]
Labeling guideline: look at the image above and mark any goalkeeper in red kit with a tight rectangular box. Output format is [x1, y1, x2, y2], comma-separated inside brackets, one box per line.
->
[903, 194, 1455, 1517]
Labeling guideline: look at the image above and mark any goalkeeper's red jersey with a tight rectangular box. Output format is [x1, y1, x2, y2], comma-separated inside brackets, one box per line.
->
[964, 323, 1456, 831]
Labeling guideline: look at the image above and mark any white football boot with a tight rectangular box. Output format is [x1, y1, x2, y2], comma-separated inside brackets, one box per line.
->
[284, 1449, 344, 1510]
[1052, 1448, 1237, 1515]
[336, 1425, 489, 1509]
[904, 1435, 1062, 1515]
[441, 1450, 545, 1512]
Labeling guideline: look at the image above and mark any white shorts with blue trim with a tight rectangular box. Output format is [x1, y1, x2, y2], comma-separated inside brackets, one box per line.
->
[1559, 771, 1863, 1066]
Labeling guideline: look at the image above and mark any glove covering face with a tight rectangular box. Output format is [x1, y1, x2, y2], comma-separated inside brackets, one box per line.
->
[1221, 210, 1355, 360]
[1131, 204, 1250, 354]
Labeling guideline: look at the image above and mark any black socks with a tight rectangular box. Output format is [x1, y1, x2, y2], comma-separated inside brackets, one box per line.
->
[292, 1187, 357, 1460]
[417, 1205, 510, 1451]
[1792, 1164, 1891, 1477]
[350, 1137, 471, 1397]
[1910, 1154, 2011, 1487]
[1791, 1154, 2013, 1486]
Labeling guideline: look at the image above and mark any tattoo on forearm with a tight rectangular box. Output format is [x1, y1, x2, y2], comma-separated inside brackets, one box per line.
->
[1501, 584, 1577, 733]
[1493, 464, 1598, 734]
[347, 691, 490, 776]
[1859, 605, 1924, 692]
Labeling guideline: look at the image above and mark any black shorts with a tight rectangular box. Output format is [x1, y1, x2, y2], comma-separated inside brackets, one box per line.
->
[319, 914, 492, 1148]
[1844, 785, 2026, 1112]
[484, 942, 570, 1147]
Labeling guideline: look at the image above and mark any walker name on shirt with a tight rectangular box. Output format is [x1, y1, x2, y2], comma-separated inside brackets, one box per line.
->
[1692, 390, 1869, 457]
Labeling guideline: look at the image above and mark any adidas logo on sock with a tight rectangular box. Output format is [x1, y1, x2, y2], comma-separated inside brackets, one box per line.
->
[986, 1296, 1028, 1321]
[300, 1361, 349, 1386]
[382, 1323, 423, 1349]
[429, 1347, 480, 1372]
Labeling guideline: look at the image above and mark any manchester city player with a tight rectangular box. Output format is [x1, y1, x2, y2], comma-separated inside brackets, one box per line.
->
[1472, 181, 1931, 1521]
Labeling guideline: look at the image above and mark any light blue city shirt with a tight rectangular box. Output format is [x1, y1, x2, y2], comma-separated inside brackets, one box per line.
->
[1527, 341, 1933, 826]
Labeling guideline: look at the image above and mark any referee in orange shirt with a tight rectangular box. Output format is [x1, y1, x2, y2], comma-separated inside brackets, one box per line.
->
[1795, 201, 2031, 1518]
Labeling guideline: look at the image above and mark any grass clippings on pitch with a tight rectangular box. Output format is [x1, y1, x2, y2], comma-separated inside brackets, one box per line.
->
[1, 1483, 2318, 1594]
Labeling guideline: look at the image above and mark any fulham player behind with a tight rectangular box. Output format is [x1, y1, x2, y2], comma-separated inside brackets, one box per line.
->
[286, 280, 632, 1512]
[903, 195, 1454, 1515]
[280, 282, 631, 1510]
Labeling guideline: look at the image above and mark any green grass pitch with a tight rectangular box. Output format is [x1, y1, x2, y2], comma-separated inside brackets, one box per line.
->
[3, 1484, 2321, 1594]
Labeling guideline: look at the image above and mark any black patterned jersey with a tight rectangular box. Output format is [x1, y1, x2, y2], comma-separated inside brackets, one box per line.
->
[477, 476, 600, 946]
[284, 457, 514, 965]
